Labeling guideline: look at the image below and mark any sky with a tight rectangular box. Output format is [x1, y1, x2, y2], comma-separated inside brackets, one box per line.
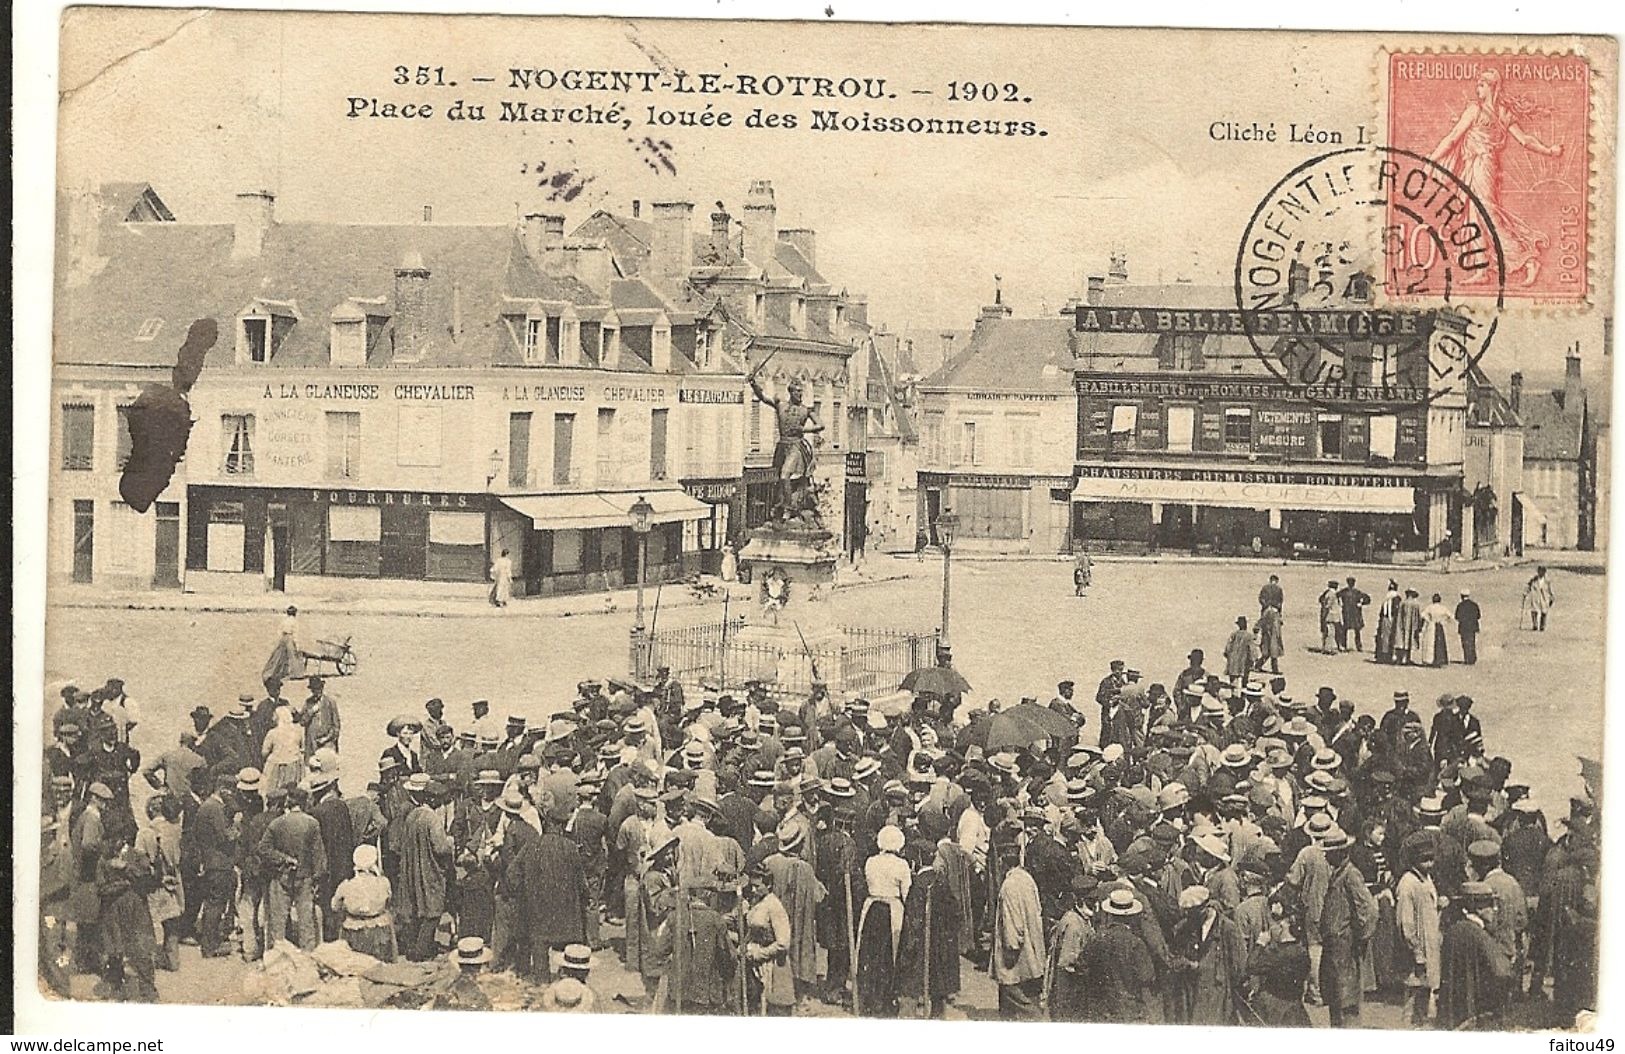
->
[56, 10, 1614, 375]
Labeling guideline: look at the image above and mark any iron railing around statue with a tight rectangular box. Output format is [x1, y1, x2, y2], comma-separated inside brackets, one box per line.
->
[632, 618, 938, 700]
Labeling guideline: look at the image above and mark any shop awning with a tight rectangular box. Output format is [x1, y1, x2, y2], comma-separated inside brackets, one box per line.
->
[499, 490, 710, 530]
[1070, 475, 1416, 514]
[1515, 492, 1549, 525]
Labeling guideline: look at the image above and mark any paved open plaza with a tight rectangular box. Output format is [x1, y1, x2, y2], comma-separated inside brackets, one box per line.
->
[47, 555, 1605, 815]
[40, 555, 1604, 1018]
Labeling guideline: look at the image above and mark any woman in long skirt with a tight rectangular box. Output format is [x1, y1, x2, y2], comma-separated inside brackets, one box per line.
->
[1351, 819, 1399, 996]
[854, 826, 911, 1017]
[331, 844, 398, 961]
[261, 705, 305, 790]
[1420, 593, 1453, 667]
[1374, 581, 1402, 663]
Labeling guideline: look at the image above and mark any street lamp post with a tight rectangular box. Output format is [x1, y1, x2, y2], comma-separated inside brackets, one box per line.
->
[629, 495, 655, 674]
[936, 509, 959, 659]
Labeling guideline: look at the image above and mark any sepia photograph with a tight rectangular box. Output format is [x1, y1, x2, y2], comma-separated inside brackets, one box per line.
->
[16, 5, 1620, 1036]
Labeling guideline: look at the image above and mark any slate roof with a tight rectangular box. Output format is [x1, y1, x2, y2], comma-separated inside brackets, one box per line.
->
[1522, 389, 1586, 461]
[920, 316, 1077, 392]
[56, 218, 543, 370]
[1465, 364, 1521, 428]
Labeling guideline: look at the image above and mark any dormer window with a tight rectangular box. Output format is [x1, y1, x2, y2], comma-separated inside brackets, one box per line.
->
[793, 296, 807, 335]
[236, 302, 296, 365]
[753, 293, 765, 328]
[241, 318, 270, 363]
[695, 329, 712, 370]
[330, 302, 368, 367]
[523, 316, 563, 363]
[330, 320, 365, 366]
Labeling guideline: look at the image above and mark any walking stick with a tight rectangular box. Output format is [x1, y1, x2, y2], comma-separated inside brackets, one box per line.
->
[922, 878, 933, 1014]
[843, 867, 858, 1008]
[736, 894, 749, 1015]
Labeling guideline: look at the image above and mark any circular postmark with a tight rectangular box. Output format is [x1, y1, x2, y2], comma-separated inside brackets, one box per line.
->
[1234, 146, 1505, 412]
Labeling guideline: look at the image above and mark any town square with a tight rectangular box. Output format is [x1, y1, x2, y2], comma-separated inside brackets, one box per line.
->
[21, 9, 1614, 1038]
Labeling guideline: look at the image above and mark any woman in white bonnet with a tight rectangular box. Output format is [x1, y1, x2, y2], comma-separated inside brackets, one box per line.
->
[330, 843, 397, 961]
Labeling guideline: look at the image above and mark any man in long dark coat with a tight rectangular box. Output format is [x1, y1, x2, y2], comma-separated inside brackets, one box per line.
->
[309, 773, 358, 942]
[1438, 882, 1512, 1029]
[897, 839, 961, 1018]
[1079, 888, 1156, 1023]
[395, 777, 454, 960]
[191, 770, 238, 958]
[516, 815, 590, 982]
[1319, 829, 1378, 1027]
[815, 804, 863, 1003]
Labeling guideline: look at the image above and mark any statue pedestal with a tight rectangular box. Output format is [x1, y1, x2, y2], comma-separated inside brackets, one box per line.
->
[731, 525, 841, 691]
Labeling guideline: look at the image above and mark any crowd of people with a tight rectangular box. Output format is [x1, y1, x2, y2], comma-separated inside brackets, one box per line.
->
[41, 630, 1598, 1028]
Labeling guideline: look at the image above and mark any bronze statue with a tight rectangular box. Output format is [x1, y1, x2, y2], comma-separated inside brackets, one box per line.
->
[747, 352, 825, 527]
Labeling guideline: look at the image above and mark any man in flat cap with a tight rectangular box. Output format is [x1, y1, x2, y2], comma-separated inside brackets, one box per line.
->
[396, 775, 455, 960]
[1438, 881, 1512, 1029]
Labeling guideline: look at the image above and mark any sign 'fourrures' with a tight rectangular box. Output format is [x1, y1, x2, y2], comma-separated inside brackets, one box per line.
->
[1235, 146, 1506, 410]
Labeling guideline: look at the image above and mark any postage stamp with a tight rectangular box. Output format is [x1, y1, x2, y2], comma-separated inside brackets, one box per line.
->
[1386, 51, 1592, 302]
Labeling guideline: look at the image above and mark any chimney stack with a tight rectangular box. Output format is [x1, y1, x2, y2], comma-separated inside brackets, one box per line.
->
[559, 239, 615, 294]
[1086, 275, 1105, 306]
[979, 278, 1013, 323]
[1107, 251, 1129, 285]
[392, 249, 431, 361]
[778, 228, 816, 269]
[846, 295, 867, 328]
[521, 213, 566, 267]
[711, 206, 733, 261]
[1509, 371, 1523, 414]
[632, 199, 642, 219]
[422, 204, 433, 223]
[1565, 345, 1584, 412]
[233, 190, 276, 260]
[742, 180, 777, 267]
[650, 201, 695, 280]
[1288, 260, 1311, 300]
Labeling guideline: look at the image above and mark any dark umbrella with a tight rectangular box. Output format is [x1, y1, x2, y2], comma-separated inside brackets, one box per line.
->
[899, 666, 971, 696]
[984, 700, 1079, 751]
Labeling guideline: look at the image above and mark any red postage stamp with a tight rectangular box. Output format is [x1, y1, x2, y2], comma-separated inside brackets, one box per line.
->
[1387, 51, 1591, 302]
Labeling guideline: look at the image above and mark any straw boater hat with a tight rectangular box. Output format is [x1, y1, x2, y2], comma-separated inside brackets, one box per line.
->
[1282, 717, 1316, 738]
[474, 769, 505, 788]
[497, 787, 527, 814]
[1157, 783, 1190, 811]
[1102, 888, 1143, 917]
[562, 944, 592, 973]
[451, 936, 493, 966]
[1220, 744, 1251, 769]
[236, 768, 263, 792]
[1194, 832, 1230, 863]
[824, 777, 857, 799]
[1178, 884, 1212, 910]
[1311, 748, 1341, 771]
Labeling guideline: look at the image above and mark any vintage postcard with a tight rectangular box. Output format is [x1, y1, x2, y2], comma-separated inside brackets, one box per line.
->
[17, 6, 1618, 1036]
